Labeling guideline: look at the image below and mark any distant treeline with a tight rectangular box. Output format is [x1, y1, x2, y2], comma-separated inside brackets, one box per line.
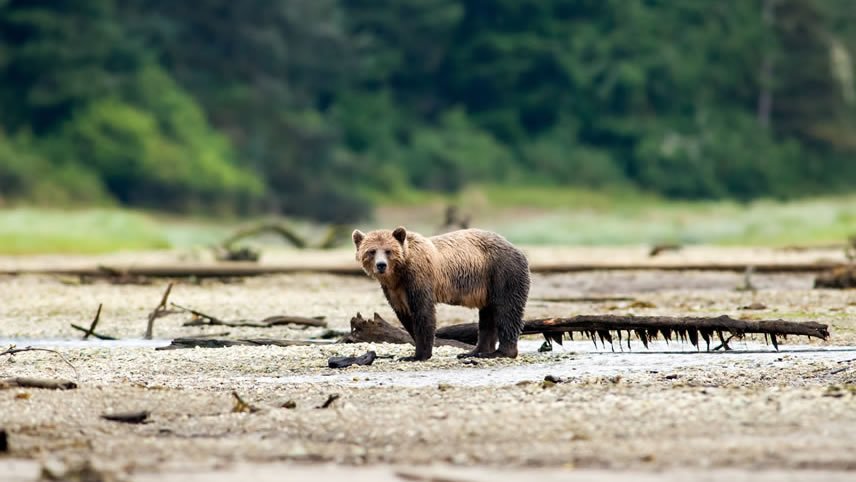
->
[1, 0, 855, 221]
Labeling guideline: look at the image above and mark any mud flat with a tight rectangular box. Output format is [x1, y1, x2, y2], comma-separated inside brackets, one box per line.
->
[0, 249, 855, 480]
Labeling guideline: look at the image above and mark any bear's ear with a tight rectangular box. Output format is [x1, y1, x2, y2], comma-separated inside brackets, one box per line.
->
[392, 226, 407, 245]
[352, 229, 365, 248]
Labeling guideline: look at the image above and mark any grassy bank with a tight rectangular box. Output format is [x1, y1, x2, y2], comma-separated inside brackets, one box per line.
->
[0, 188, 853, 254]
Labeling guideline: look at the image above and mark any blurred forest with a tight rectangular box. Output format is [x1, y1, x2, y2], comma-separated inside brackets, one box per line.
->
[1, 0, 856, 223]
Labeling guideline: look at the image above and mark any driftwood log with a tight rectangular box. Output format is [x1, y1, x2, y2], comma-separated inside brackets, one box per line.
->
[156, 337, 332, 350]
[0, 378, 77, 390]
[173, 303, 327, 329]
[815, 265, 856, 289]
[345, 313, 829, 352]
[341, 313, 474, 350]
[101, 411, 150, 424]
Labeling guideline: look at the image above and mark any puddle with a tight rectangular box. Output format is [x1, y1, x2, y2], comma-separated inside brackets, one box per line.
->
[0, 338, 171, 349]
[253, 340, 856, 388]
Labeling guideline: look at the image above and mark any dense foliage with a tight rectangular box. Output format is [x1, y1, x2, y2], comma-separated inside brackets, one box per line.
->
[1, 0, 855, 221]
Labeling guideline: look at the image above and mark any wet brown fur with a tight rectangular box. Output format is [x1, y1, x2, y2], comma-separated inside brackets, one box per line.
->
[353, 227, 530, 361]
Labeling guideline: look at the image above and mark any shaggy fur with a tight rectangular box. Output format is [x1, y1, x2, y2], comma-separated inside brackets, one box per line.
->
[352, 226, 530, 361]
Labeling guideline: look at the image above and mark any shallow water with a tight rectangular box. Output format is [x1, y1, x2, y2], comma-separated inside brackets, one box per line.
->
[253, 340, 856, 388]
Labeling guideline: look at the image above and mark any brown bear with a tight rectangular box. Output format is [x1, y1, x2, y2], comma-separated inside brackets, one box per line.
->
[352, 226, 530, 361]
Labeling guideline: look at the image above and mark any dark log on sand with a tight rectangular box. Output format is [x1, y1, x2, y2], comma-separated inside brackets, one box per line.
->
[815, 265, 856, 289]
[101, 411, 150, 424]
[346, 313, 829, 352]
[0, 377, 77, 390]
[341, 313, 474, 350]
[156, 337, 332, 350]
[173, 303, 327, 329]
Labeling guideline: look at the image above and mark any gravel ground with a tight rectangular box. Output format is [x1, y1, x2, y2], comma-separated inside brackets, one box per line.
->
[0, 248, 855, 481]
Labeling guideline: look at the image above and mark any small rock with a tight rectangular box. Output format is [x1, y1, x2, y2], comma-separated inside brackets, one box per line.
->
[328, 351, 377, 369]
[281, 400, 297, 409]
[544, 375, 564, 384]
[0, 428, 7, 453]
[437, 383, 451, 392]
[740, 302, 767, 310]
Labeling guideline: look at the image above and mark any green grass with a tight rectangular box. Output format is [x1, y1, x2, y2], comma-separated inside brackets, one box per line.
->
[486, 193, 856, 246]
[0, 208, 172, 254]
[1, 189, 854, 254]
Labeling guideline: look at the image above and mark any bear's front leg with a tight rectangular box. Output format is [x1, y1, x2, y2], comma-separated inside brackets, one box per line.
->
[399, 285, 436, 361]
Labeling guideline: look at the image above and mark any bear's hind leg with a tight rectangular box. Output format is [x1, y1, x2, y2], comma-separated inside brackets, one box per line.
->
[479, 298, 525, 359]
[457, 306, 498, 359]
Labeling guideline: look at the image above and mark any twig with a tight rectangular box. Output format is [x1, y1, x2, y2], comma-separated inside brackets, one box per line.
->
[69, 324, 117, 340]
[145, 283, 174, 340]
[231, 391, 260, 413]
[317, 393, 340, 409]
[1, 345, 78, 377]
[712, 334, 735, 352]
[82, 303, 102, 339]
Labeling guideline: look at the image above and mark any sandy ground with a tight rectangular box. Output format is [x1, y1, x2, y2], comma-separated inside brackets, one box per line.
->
[0, 248, 855, 481]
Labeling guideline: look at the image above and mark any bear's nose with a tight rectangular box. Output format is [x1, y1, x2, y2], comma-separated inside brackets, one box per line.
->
[376, 261, 387, 273]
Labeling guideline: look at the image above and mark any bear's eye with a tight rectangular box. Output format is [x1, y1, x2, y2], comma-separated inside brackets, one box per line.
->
[367, 249, 376, 256]
[385, 250, 391, 256]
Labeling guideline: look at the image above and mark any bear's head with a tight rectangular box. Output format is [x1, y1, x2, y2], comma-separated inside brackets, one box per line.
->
[352, 226, 408, 280]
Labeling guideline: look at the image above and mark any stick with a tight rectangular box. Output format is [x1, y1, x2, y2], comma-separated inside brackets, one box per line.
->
[82, 303, 102, 339]
[231, 391, 260, 413]
[0, 345, 78, 376]
[317, 394, 340, 409]
[0, 377, 77, 390]
[145, 283, 174, 340]
[69, 324, 117, 341]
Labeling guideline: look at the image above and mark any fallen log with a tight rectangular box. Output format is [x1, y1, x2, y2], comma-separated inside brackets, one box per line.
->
[815, 265, 856, 289]
[0, 377, 77, 390]
[532, 296, 636, 303]
[156, 337, 332, 350]
[345, 313, 829, 352]
[341, 313, 474, 350]
[101, 410, 150, 424]
[173, 303, 327, 329]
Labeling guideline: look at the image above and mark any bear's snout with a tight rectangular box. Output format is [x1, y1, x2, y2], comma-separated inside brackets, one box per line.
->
[375, 261, 388, 273]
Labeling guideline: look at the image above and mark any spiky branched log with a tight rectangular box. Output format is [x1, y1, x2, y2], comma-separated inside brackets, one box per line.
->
[345, 313, 829, 352]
